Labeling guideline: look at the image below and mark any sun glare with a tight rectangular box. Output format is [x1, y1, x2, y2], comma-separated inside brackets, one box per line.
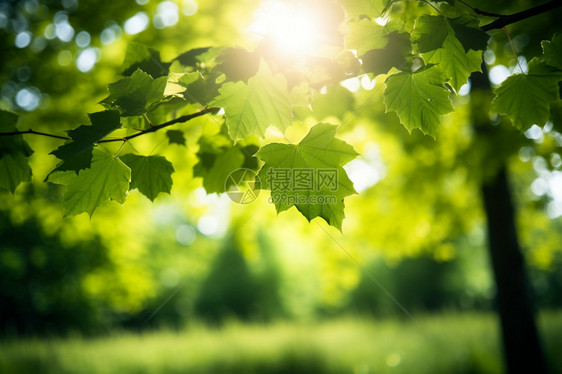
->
[249, 0, 324, 56]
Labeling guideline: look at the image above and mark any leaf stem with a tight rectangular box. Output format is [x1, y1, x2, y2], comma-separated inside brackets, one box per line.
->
[114, 140, 127, 157]
[503, 26, 524, 74]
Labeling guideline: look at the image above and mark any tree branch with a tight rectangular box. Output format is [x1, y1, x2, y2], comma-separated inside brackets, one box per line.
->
[481, 0, 562, 31]
[0, 107, 219, 144]
[0, 129, 70, 140]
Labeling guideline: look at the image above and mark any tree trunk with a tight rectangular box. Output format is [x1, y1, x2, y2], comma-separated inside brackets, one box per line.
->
[481, 167, 548, 374]
[471, 70, 548, 373]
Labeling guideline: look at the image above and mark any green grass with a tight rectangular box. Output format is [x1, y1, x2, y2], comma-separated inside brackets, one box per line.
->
[1, 311, 561, 374]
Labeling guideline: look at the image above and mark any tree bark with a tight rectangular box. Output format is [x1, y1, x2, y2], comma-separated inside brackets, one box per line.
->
[471, 70, 548, 373]
[481, 167, 548, 374]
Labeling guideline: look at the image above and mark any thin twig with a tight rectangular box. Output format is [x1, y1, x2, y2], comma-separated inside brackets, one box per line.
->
[0, 129, 70, 140]
[481, 0, 562, 31]
[0, 108, 219, 144]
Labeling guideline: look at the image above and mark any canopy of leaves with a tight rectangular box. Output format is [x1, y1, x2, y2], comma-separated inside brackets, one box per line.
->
[0, 0, 561, 233]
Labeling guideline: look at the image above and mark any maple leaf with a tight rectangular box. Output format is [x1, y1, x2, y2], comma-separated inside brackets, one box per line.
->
[256, 123, 358, 231]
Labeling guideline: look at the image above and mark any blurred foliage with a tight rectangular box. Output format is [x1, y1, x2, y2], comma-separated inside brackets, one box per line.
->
[194, 230, 284, 323]
[2, 312, 562, 373]
[0, 208, 111, 334]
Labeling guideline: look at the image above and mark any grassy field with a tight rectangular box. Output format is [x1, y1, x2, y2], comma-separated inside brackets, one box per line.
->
[1, 311, 561, 374]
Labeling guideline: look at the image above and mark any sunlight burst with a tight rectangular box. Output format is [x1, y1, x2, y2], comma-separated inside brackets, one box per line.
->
[249, 0, 325, 55]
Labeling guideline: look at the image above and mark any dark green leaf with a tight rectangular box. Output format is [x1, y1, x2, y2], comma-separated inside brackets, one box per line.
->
[542, 34, 562, 70]
[51, 110, 121, 172]
[412, 15, 449, 53]
[122, 42, 170, 78]
[166, 130, 186, 145]
[174, 47, 211, 67]
[101, 69, 167, 116]
[361, 32, 411, 75]
[450, 16, 489, 52]
[0, 110, 32, 157]
[0, 153, 32, 193]
[193, 134, 258, 193]
[492, 61, 561, 131]
[120, 154, 174, 201]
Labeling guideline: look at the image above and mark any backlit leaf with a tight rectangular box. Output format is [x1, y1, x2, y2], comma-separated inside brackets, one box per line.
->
[211, 63, 292, 139]
[256, 123, 358, 231]
[542, 34, 562, 70]
[344, 19, 387, 56]
[492, 61, 561, 131]
[384, 67, 453, 136]
[63, 149, 131, 217]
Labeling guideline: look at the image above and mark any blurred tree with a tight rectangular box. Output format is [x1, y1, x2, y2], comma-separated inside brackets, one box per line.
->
[0, 199, 111, 334]
[194, 229, 284, 323]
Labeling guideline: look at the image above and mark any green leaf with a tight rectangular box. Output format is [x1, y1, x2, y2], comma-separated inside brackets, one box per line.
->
[174, 47, 211, 68]
[101, 69, 167, 116]
[450, 16, 489, 52]
[492, 66, 561, 131]
[311, 85, 355, 120]
[0, 110, 18, 131]
[0, 111, 32, 193]
[338, 0, 387, 17]
[166, 130, 186, 145]
[51, 110, 121, 170]
[344, 19, 387, 56]
[164, 72, 200, 97]
[215, 48, 260, 83]
[0, 153, 32, 193]
[201, 147, 245, 193]
[63, 149, 131, 217]
[122, 42, 170, 78]
[120, 154, 174, 201]
[361, 32, 411, 75]
[542, 34, 562, 70]
[193, 133, 257, 193]
[383, 67, 453, 136]
[211, 62, 292, 139]
[256, 123, 358, 231]
[411, 15, 449, 53]
[0, 110, 32, 157]
[423, 33, 482, 92]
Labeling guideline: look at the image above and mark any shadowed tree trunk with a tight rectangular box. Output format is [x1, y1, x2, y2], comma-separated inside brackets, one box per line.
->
[470, 69, 548, 374]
